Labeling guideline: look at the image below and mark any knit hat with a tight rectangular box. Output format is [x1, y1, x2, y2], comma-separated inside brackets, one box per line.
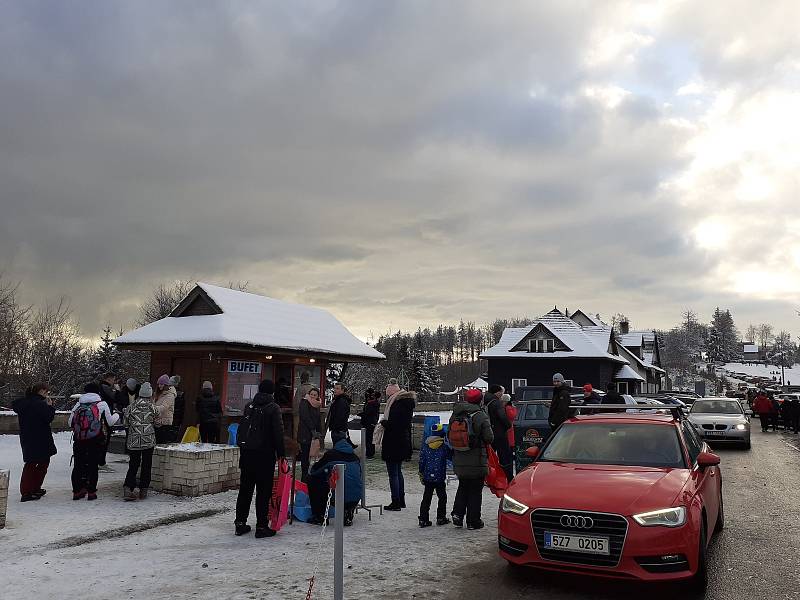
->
[386, 382, 401, 398]
[583, 384, 593, 393]
[553, 373, 565, 384]
[157, 374, 170, 386]
[84, 382, 101, 394]
[126, 378, 138, 391]
[465, 388, 483, 404]
[258, 379, 275, 394]
[169, 375, 181, 387]
[431, 423, 446, 436]
[139, 382, 153, 398]
[202, 380, 213, 391]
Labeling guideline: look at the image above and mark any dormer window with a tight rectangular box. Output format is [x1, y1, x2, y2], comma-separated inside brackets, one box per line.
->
[529, 339, 555, 353]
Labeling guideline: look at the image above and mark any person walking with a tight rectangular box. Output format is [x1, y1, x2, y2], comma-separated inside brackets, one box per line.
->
[122, 382, 157, 500]
[235, 379, 285, 538]
[12, 383, 57, 502]
[449, 388, 493, 530]
[548, 373, 572, 432]
[753, 391, 772, 433]
[418, 423, 451, 527]
[484, 384, 513, 482]
[325, 382, 352, 444]
[69, 388, 120, 500]
[196, 381, 222, 443]
[358, 388, 381, 459]
[297, 387, 323, 482]
[154, 374, 177, 444]
[381, 387, 416, 511]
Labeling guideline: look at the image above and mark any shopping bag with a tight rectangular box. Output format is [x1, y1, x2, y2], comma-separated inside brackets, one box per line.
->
[269, 459, 293, 531]
[181, 425, 200, 443]
[485, 445, 508, 498]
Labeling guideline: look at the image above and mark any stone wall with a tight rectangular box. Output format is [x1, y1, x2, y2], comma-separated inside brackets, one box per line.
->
[150, 444, 240, 497]
[0, 470, 9, 529]
[0, 412, 71, 435]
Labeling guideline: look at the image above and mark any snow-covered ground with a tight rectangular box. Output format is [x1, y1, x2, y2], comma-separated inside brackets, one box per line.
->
[0, 431, 500, 600]
[723, 362, 800, 385]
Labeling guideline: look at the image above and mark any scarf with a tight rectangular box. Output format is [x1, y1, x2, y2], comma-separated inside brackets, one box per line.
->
[305, 394, 322, 409]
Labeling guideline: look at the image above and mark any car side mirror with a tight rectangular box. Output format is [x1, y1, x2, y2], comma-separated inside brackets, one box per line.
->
[697, 451, 720, 469]
[526, 446, 540, 459]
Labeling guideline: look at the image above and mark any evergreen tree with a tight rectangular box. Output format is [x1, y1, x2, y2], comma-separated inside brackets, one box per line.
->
[90, 325, 121, 379]
[409, 349, 435, 401]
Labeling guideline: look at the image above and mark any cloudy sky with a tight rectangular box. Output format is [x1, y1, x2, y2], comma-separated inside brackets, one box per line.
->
[2, 0, 799, 341]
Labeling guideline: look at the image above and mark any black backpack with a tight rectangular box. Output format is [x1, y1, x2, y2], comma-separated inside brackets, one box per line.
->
[237, 403, 268, 451]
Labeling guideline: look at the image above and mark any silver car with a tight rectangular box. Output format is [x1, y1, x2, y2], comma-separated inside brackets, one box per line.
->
[688, 398, 751, 449]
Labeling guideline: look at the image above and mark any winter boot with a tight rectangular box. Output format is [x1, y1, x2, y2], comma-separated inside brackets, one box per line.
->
[418, 517, 433, 528]
[20, 494, 40, 502]
[124, 488, 138, 502]
[235, 522, 252, 536]
[255, 527, 276, 538]
[87, 492, 98, 501]
[399, 496, 406, 509]
[436, 517, 451, 526]
[344, 508, 354, 527]
[384, 501, 402, 511]
[451, 514, 463, 528]
[467, 519, 485, 530]
[73, 489, 87, 501]
[138, 488, 148, 500]
[33, 489, 47, 498]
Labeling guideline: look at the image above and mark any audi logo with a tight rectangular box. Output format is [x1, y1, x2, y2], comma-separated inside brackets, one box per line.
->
[560, 514, 594, 529]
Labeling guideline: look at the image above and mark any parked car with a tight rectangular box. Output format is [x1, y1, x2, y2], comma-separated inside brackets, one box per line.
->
[687, 398, 751, 449]
[512, 401, 553, 471]
[499, 410, 723, 591]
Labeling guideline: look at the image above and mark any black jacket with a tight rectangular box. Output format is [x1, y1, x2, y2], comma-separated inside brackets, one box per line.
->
[195, 390, 222, 425]
[173, 391, 185, 427]
[297, 398, 322, 445]
[485, 395, 511, 440]
[12, 393, 57, 463]
[359, 399, 380, 427]
[381, 391, 416, 463]
[99, 381, 117, 412]
[548, 386, 572, 428]
[602, 390, 624, 405]
[239, 392, 285, 470]
[325, 394, 352, 434]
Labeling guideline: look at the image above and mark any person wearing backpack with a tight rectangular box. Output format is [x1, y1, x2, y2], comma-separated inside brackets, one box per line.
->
[122, 382, 157, 500]
[12, 383, 57, 502]
[69, 387, 120, 500]
[418, 423, 451, 527]
[235, 379, 286, 538]
[448, 388, 493, 530]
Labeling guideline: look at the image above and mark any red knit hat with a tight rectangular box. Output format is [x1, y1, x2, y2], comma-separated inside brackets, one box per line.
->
[583, 384, 593, 393]
[464, 388, 483, 404]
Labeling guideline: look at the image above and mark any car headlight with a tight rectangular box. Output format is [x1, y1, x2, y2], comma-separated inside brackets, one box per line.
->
[735, 423, 747, 430]
[633, 506, 686, 527]
[501, 493, 530, 515]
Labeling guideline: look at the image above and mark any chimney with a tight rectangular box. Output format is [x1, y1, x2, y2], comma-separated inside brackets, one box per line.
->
[620, 320, 630, 335]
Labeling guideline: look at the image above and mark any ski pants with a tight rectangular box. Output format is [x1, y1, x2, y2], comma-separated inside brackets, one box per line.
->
[419, 481, 447, 520]
[452, 477, 484, 525]
[72, 437, 105, 493]
[124, 448, 154, 490]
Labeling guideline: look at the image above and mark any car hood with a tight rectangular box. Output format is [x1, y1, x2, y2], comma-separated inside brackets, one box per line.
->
[509, 461, 689, 516]
[688, 414, 747, 424]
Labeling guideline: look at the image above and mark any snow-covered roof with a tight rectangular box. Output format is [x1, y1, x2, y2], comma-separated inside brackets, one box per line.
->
[618, 332, 644, 347]
[480, 309, 626, 363]
[616, 364, 645, 381]
[115, 283, 385, 362]
[464, 377, 488, 390]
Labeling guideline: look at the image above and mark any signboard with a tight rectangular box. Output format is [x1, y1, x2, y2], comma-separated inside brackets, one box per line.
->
[225, 361, 263, 415]
[228, 361, 262, 375]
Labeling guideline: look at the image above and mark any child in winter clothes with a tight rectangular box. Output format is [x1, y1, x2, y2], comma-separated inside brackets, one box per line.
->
[68, 387, 120, 500]
[123, 382, 158, 500]
[418, 423, 452, 527]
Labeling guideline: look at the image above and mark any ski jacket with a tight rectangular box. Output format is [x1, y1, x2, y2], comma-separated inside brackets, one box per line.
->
[195, 390, 222, 425]
[380, 391, 416, 463]
[124, 397, 157, 450]
[549, 386, 572, 428]
[419, 435, 451, 484]
[449, 402, 493, 479]
[154, 386, 176, 427]
[309, 439, 362, 505]
[485, 395, 512, 439]
[68, 393, 120, 434]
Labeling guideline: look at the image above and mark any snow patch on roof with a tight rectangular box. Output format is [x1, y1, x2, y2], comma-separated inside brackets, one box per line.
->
[616, 364, 645, 381]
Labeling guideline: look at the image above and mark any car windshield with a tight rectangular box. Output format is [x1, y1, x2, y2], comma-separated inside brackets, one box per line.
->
[539, 423, 685, 468]
[521, 389, 552, 401]
[521, 403, 549, 420]
[690, 400, 743, 415]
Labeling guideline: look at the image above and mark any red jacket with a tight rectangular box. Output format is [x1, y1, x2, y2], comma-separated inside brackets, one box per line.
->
[753, 395, 773, 414]
[505, 404, 518, 447]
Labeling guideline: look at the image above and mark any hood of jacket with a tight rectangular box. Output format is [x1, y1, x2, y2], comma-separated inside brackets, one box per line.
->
[452, 401, 481, 418]
[251, 392, 275, 406]
[333, 438, 355, 454]
[390, 390, 417, 404]
[425, 435, 446, 449]
[79, 393, 102, 405]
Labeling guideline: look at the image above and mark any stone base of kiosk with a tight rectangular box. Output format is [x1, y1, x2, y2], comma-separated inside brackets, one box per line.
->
[151, 444, 240, 497]
[0, 470, 9, 529]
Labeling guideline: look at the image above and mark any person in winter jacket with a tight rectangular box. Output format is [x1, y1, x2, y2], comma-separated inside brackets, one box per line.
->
[116, 378, 139, 416]
[549, 373, 572, 430]
[418, 424, 451, 527]
[12, 383, 57, 502]
[297, 387, 323, 481]
[602, 382, 624, 405]
[358, 388, 381, 459]
[292, 371, 313, 440]
[450, 388, 493, 529]
[235, 379, 285, 538]
[753, 392, 773, 432]
[68, 389, 120, 500]
[170, 375, 185, 432]
[122, 382, 157, 500]
[196, 381, 222, 443]
[381, 389, 416, 511]
[787, 398, 800, 434]
[325, 383, 352, 444]
[154, 374, 177, 444]
[97, 373, 118, 470]
[504, 394, 518, 471]
[307, 438, 363, 526]
[485, 384, 513, 482]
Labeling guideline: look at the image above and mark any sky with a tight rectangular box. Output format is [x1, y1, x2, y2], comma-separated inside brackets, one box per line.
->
[2, 0, 799, 342]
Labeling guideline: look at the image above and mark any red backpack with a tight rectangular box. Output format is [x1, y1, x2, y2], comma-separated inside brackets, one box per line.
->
[448, 413, 477, 451]
[73, 402, 103, 441]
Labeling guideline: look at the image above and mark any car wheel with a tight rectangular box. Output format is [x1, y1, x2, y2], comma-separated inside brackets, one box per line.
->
[743, 440, 751, 450]
[690, 524, 709, 593]
[714, 491, 724, 533]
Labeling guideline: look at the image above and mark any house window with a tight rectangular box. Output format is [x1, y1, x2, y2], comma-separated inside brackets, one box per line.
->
[511, 379, 527, 393]
[528, 339, 555, 353]
[617, 382, 628, 394]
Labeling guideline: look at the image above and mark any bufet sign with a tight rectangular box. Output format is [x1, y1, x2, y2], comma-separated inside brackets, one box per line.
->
[228, 361, 262, 375]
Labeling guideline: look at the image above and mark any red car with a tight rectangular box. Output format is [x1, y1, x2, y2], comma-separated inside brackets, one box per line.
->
[498, 410, 723, 591]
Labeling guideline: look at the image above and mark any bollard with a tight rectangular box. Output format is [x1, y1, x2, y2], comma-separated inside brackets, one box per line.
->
[334, 463, 345, 600]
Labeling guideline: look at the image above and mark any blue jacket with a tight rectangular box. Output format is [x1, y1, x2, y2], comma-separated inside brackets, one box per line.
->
[418, 435, 451, 484]
[309, 439, 363, 504]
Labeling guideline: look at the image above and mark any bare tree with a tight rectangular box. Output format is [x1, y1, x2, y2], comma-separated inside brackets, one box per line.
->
[757, 323, 774, 349]
[136, 280, 196, 326]
[745, 324, 758, 344]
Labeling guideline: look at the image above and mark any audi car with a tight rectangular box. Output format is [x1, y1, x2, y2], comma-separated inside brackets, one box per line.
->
[688, 398, 751, 449]
[498, 410, 723, 591]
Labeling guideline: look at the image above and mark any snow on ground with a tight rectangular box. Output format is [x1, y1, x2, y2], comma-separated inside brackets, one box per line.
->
[0, 431, 501, 600]
[723, 362, 800, 385]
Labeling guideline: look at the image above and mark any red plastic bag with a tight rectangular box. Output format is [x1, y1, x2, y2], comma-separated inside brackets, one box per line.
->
[485, 445, 508, 497]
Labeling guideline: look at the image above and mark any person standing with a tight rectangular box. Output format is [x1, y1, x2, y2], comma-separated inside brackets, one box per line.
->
[69, 388, 120, 500]
[449, 388, 493, 530]
[196, 381, 222, 443]
[548, 373, 572, 432]
[753, 391, 772, 433]
[154, 374, 177, 444]
[292, 371, 313, 439]
[12, 383, 57, 502]
[170, 375, 185, 433]
[297, 387, 323, 482]
[504, 393, 518, 475]
[235, 379, 285, 538]
[116, 378, 139, 416]
[122, 382, 157, 501]
[325, 382, 352, 444]
[788, 397, 800, 434]
[484, 384, 513, 482]
[359, 388, 381, 459]
[418, 423, 451, 527]
[97, 373, 118, 471]
[381, 388, 416, 511]
[602, 382, 624, 405]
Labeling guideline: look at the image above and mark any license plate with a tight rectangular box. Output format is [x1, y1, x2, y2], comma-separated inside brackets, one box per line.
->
[544, 531, 610, 555]
[705, 430, 725, 436]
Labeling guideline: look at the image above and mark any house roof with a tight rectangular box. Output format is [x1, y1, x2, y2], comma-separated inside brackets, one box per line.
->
[619, 329, 663, 372]
[480, 309, 626, 363]
[616, 364, 646, 381]
[114, 283, 385, 362]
